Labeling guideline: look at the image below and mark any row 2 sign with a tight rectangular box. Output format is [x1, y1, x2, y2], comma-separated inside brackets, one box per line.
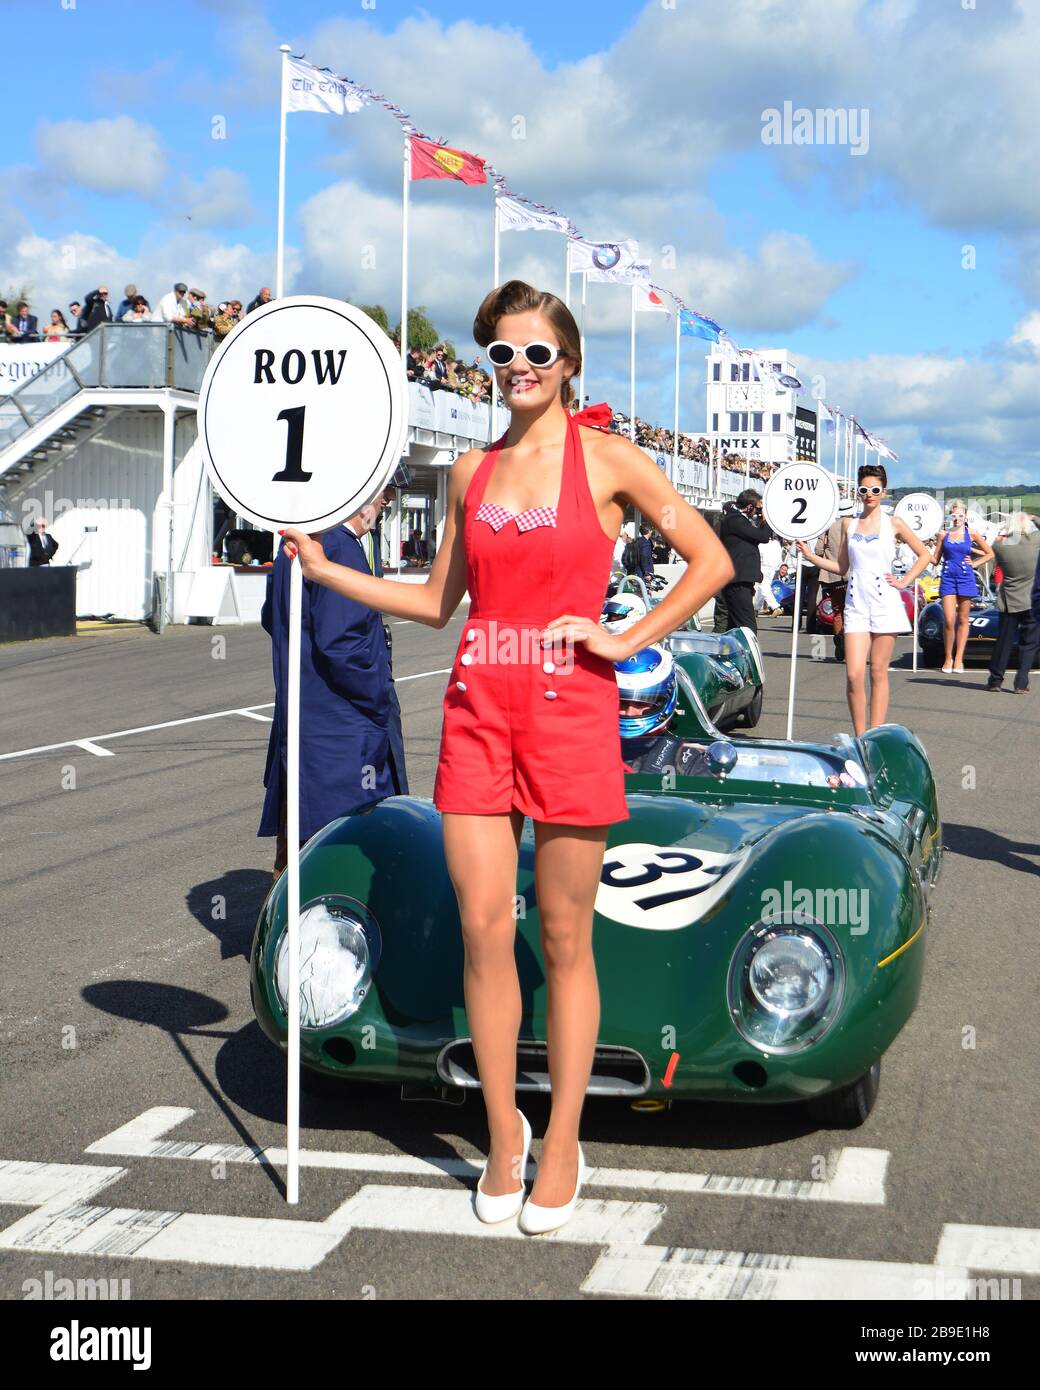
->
[197, 296, 411, 532]
[762, 463, 840, 541]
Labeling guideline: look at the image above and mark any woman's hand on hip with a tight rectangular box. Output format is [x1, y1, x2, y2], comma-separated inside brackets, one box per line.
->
[278, 528, 327, 580]
[541, 614, 630, 663]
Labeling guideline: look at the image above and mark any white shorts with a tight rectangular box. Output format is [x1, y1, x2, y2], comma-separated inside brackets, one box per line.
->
[843, 576, 911, 635]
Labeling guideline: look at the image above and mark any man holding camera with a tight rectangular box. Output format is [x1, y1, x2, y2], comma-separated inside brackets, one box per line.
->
[719, 488, 773, 634]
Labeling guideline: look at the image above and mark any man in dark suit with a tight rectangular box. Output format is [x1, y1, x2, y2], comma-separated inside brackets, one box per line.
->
[636, 524, 655, 582]
[81, 287, 114, 332]
[259, 491, 408, 877]
[27, 518, 58, 566]
[7, 302, 38, 342]
[719, 488, 772, 633]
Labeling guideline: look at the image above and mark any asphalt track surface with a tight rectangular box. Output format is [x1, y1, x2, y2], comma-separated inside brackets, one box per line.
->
[1, 612, 1037, 1301]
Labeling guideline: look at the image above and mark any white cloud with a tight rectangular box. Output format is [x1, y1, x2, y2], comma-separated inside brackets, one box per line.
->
[36, 116, 167, 197]
[0, 225, 295, 317]
[173, 168, 257, 229]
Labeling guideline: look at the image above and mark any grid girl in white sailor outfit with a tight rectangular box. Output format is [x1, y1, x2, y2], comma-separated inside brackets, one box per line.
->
[797, 463, 933, 736]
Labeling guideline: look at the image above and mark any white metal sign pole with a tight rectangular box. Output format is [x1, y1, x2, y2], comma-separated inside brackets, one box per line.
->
[285, 555, 302, 1203]
[196, 296, 410, 1207]
[763, 463, 839, 744]
[786, 559, 803, 741]
[895, 494, 942, 679]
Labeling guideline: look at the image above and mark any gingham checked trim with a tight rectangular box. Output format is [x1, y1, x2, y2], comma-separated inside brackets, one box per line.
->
[475, 501, 558, 533]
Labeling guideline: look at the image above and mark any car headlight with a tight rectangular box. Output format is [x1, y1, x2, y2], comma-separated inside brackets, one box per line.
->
[274, 896, 380, 1031]
[727, 920, 844, 1053]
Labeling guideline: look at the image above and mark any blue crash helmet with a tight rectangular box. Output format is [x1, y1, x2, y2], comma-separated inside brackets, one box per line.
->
[614, 644, 677, 739]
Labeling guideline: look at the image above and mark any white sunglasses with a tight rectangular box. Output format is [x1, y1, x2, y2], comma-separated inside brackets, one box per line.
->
[485, 339, 568, 369]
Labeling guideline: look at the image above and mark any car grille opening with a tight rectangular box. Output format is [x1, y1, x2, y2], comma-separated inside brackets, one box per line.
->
[322, 1038, 356, 1067]
[438, 1040, 650, 1096]
[732, 1061, 768, 1089]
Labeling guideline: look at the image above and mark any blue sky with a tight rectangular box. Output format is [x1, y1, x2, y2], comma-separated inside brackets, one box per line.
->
[4, 0, 1039, 486]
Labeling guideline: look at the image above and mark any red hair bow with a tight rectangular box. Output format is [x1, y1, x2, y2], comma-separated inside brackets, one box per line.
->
[569, 401, 613, 431]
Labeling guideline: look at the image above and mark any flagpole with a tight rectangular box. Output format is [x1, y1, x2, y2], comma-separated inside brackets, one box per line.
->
[400, 133, 410, 369]
[579, 271, 587, 406]
[745, 357, 753, 487]
[275, 43, 292, 299]
[629, 283, 636, 444]
[671, 307, 680, 486]
[491, 195, 500, 441]
[564, 242, 571, 309]
[833, 408, 840, 492]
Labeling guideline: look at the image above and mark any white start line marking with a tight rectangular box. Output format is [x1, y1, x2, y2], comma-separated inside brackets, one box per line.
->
[0, 1108, 1035, 1294]
[0, 667, 452, 762]
[84, 1106, 889, 1206]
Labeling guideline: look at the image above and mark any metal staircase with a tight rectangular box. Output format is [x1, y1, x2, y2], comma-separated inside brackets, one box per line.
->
[0, 323, 214, 489]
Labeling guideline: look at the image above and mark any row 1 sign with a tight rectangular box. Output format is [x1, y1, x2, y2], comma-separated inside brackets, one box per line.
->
[197, 297, 410, 533]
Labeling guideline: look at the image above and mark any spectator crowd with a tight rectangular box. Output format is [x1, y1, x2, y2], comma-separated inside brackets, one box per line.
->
[0, 281, 276, 346]
[2, 280, 774, 486]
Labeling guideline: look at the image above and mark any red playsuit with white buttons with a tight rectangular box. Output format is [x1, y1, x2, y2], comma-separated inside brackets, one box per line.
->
[433, 409, 628, 825]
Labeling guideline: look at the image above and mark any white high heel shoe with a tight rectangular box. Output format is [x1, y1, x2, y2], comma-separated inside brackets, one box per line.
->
[519, 1143, 586, 1236]
[474, 1110, 532, 1224]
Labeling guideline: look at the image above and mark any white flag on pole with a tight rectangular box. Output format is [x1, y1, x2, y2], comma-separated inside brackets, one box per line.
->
[587, 258, 651, 286]
[284, 56, 368, 115]
[859, 424, 898, 461]
[497, 195, 569, 233]
[566, 237, 640, 277]
[635, 283, 670, 314]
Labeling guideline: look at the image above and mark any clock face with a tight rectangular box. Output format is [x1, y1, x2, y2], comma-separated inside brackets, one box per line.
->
[746, 383, 765, 410]
[725, 383, 749, 410]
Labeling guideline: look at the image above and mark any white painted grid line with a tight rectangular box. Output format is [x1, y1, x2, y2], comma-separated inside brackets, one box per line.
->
[581, 1244, 973, 1301]
[85, 1107, 888, 1205]
[0, 667, 451, 761]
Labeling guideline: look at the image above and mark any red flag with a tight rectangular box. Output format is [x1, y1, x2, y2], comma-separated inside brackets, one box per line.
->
[410, 136, 487, 185]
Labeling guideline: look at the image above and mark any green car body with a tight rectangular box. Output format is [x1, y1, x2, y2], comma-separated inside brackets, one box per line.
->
[250, 720, 939, 1122]
[666, 626, 764, 735]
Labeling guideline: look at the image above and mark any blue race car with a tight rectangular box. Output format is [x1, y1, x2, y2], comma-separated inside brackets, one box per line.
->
[918, 589, 1040, 669]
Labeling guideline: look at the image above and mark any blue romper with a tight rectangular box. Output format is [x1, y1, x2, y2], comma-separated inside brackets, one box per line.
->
[939, 528, 977, 598]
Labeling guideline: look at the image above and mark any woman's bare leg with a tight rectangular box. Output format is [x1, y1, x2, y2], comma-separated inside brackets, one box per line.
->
[867, 633, 896, 728]
[442, 810, 525, 1196]
[941, 594, 957, 666]
[844, 631, 870, 735]
[528, 821, 607, 1207]
[954, 596, 972, 666]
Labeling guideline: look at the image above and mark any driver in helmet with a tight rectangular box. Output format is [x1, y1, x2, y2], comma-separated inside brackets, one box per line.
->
[601, 591, 647, 635]
[615, 644, 683, 772]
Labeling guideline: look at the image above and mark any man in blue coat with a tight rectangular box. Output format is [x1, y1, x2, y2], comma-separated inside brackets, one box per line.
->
[259, 492, 408, 876]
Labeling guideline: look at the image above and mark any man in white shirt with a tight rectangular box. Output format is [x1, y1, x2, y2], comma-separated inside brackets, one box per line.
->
[157, 282, 192, 326]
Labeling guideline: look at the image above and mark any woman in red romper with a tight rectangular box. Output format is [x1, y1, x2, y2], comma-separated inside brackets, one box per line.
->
[283, 281, 733, 1232]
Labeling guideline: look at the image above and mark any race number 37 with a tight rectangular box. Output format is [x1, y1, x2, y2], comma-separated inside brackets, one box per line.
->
[196, 297, 409, 533]
[763, 463, 840, 542]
